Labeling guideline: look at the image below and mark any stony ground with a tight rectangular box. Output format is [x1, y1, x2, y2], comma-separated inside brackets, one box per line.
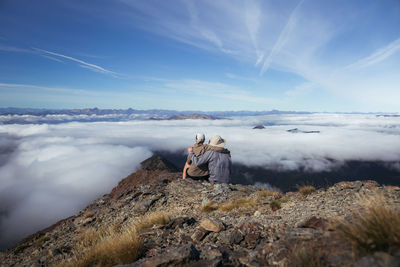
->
[1, 156, 400, 267]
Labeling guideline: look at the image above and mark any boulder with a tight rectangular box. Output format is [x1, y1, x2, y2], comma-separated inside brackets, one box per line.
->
[295, 216, 329, 231]
[128, 244, 200, 267]
[200, 218, 225, 232]
[355, 252, 400, 267]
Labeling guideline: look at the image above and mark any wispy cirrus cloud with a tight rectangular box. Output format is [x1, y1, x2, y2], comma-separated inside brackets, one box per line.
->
[0, 44, 32, 53]
[345, 37, 400, 70]
[260, 0, 304, 74]
[102, 0, 399, 110]
[33, 48, 122, 77]
[0, 43, 121, 78]
[163, 79, 281, 105]
[0, 82, 98, 95]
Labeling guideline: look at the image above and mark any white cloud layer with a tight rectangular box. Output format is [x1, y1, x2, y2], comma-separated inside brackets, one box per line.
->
[0, 113, 400, 249]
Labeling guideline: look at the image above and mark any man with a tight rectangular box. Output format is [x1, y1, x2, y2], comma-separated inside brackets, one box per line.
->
[183, 133, 210, 180]
[188, 135, 231, 184]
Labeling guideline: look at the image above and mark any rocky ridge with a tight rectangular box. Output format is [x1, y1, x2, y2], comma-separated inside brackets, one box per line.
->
[1, 156, 400, 267]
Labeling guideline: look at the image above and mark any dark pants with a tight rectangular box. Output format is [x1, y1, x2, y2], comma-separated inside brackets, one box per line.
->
[186, 169, 209, 181]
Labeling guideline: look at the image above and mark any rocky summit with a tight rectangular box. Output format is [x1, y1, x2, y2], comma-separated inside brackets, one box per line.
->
[1, 156, 400, 267]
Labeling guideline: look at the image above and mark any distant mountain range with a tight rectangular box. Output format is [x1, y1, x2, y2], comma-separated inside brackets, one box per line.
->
[0, 107, 397, 125]
[0, 107, 311, 117]
[0, 108, 312, 124]
[147, 113, 224, 121]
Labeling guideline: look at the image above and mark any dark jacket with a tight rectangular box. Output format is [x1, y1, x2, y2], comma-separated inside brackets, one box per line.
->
[189, 145, 231, 184]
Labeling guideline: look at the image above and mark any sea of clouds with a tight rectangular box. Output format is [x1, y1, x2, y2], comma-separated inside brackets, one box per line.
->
[0, 113, 400, 249]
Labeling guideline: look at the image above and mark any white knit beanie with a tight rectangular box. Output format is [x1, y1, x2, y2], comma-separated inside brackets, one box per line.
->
[195, 133, 205, 143]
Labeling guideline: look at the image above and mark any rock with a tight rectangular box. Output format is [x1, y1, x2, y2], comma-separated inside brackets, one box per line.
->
[133, 196, 161, 213]
[129, 244, 200, 267]
[81, 216, 96, 226]
[140, 156, 179, 172]
[200, 218, 225, 232]
[295, 216, 329, 230]
[133, 201, 152, 213]
[348, 181, 363, 191]
[202, 183, 231, 203]
[244, 233, 261, 249]
[191, 228, 209, 242]
[2, 160, 399, 267]
[253, 125, 265, 129]
[165, 217, 196, 229]
[204, 248, 223, 260]
[238, 222, 263, 235]
[355, 252, 400, 267]
[264, 215, 282, 220]
[286, 228, 322, 241]
[229, 230, 244, 244]
[190, 259, 221, 267]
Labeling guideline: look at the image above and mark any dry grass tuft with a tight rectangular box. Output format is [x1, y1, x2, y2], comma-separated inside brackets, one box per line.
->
[201, 200, 218, 213]
[133, 212, 171, 232]
[79, 227, 110, 248]
[219, 198, 258, 212]
[71, 227, 141, 267]
[35, 235, 51, 247]
[269, 197, 288, 212]
[336, 194, 400, 256]
[288, 245, 326, 267]
[298, 185, 316, 196]
[60, 212, 171, 267]
[255, 190, 274, 198]
[272, 191, 283, 200]
[84, 211, 95, 218]
[270, 200, 281, 211]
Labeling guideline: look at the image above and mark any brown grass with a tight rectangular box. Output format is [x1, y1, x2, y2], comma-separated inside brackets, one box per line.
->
[219, 198, 258, 212]
[255, 190, 274, 198]
[60, 212, 171, 267]
[201, 200, 218, 213]
[288, 245, 326, 267]
[133, 212, 171, 232]
[71, 227, 141, 267]
[34, 235, 51, 247]
[84, 211, 95, 218]
[270, 200, 281, 211]
[269, 197, 288, 212]
[336, 194, 400, 256]
[298, 185, 316, 196]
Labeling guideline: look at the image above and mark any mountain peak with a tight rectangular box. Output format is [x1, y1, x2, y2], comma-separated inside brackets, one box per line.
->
[2, 163, 400, 266]
[140, 155, 179, 172]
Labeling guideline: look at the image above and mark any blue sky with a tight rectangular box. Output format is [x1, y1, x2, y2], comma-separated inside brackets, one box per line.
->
[0, 0, 399, 112]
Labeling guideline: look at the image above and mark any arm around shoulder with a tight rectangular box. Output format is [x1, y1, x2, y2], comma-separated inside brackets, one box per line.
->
[190, 150, 212, 166]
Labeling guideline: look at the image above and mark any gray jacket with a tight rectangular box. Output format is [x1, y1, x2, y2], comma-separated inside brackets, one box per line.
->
[190, 146, 231, 184]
